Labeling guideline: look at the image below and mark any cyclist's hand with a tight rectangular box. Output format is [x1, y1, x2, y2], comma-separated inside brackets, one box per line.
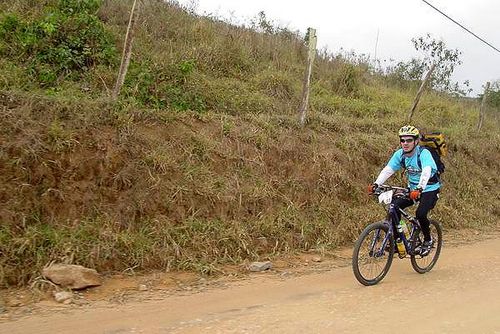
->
[368, 183, 378, 195]
[410, 187, 422, 200]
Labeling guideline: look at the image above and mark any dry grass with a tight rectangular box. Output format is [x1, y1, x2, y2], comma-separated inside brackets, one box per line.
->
[0, 0, 499, 287]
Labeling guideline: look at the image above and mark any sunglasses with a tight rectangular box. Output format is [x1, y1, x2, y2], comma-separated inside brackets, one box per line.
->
[400, 138, 415, 143]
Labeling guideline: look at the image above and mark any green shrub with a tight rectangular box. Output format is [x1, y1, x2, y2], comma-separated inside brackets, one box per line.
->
[122, 59, 206, 112]
[57, 0, 102, 14]
[0, 0, 116, 87]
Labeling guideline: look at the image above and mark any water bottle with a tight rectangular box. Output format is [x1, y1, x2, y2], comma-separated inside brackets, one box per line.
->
[395, 237, 406, 256]
[395, 221, 406, 256]
[400, 220, 410, 239]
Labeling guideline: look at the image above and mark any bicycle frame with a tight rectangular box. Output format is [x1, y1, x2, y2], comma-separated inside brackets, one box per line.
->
[376, 187, 422, 257]
[386, 205, 421, 257]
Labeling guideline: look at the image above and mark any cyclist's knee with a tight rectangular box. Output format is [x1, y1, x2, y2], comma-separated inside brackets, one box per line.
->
[415, 208, 429, 221]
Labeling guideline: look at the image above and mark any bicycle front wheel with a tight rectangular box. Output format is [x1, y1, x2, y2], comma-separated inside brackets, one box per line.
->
[410, 219, 443, 273]
[352, 221, 394, 286]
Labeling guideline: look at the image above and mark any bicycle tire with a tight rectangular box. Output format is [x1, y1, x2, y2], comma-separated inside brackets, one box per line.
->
[352, 221, 394, 286]
[410, 219, 443, 273]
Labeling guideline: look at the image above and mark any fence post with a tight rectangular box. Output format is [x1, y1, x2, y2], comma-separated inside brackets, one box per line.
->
[112, 0, 140, 101]
[298, 28, 317, 127]
[407, 63, 436, 123]
[477, 82, 490, 130]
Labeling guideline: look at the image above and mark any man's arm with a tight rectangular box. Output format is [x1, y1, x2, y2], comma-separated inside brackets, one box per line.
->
[417, 166, 432, 190]
[374, 149, 402, 186]
[418, 149, 437, 190]
[374, 165, 396, 186]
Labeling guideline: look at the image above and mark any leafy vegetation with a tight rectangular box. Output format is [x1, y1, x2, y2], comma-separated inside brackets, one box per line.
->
[487, 80, 500, 109]
[383, 33, 471, 96]
[0, 0, 499, 287]
[0, 0, 116, 87]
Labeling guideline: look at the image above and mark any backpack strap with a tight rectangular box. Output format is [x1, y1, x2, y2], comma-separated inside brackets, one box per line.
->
[401, 147, 440, 185]
[419, 147, 441, 184]
[400, 147, 422, 170]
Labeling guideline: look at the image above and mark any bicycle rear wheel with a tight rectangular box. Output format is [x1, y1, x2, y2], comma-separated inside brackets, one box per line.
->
[352, 221, 394, 286]
[410, 219, 442, 273]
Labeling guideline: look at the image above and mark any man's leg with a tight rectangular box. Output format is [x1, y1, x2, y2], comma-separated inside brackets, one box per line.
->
[415, 190, 439, 241]
[392, 197, 413, 222]
[388, 197, 413, 252]
[416, 190, 439, 255]
[391, 197, 413, 232]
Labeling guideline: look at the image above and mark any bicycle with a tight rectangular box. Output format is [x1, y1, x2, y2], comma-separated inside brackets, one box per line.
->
[352, 184, 443, 286]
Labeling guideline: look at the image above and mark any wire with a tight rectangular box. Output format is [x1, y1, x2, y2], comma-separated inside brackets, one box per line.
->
[421, 0, 500, 54]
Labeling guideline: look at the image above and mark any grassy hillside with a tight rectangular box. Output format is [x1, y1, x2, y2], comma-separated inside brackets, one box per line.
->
[0, 0, 499, 287]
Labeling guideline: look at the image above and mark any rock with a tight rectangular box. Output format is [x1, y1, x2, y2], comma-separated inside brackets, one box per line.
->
[138, 284, 148, 291]
[54, 291, 73, 303]
[42, 264, 102, 289]
[312, 256, 322, 262]
[248, 261, 272, 272]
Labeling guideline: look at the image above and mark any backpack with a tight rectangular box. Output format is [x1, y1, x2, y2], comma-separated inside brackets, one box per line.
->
[419, 132, 446, 176]
[401, 132, 446, 184]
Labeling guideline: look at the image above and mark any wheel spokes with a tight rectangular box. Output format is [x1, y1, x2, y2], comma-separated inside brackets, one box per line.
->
[358, 229, 390, 280]
[413, 223, 439, 267]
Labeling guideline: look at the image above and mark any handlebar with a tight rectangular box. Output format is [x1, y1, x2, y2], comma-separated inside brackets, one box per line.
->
[372, 184, 410, 198]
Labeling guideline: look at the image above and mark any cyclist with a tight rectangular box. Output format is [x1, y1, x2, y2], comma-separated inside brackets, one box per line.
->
[369, 125, 441, 256]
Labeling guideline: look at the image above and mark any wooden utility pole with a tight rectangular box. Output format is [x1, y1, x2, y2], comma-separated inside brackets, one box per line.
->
[477, 81, 490, 131]
[298, 28, 317, 127]
[407, 63, 436, 123]
[112, 0, 140, 101]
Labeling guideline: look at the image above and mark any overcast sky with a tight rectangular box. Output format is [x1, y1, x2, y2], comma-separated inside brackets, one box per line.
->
[176, 0, 500, 96]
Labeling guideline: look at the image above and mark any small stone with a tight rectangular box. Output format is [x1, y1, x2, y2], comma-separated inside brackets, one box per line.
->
[248, 261, 272, 272]
[54, 291, 73, 303]
[138, 284, 148, 291]
[280, 271, 292, 278]
[312, 256, 322, 262]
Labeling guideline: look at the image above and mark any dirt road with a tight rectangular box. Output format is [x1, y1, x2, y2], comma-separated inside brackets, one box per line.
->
[1, 235, 500, 333]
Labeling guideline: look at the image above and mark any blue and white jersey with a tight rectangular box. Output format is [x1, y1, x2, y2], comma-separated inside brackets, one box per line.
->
[387, 146, 441, 192]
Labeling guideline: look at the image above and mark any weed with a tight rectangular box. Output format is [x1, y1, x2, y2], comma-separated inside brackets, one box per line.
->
[47, 120, 79, 152]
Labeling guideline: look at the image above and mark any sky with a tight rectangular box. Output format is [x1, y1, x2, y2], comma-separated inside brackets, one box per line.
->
[175, 0, 500, 96]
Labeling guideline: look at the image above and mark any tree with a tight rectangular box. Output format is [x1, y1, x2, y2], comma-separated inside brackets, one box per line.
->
[486, 80, 500, 109]
[388, 34, 472, 96]
[412, 34, 471, 95]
